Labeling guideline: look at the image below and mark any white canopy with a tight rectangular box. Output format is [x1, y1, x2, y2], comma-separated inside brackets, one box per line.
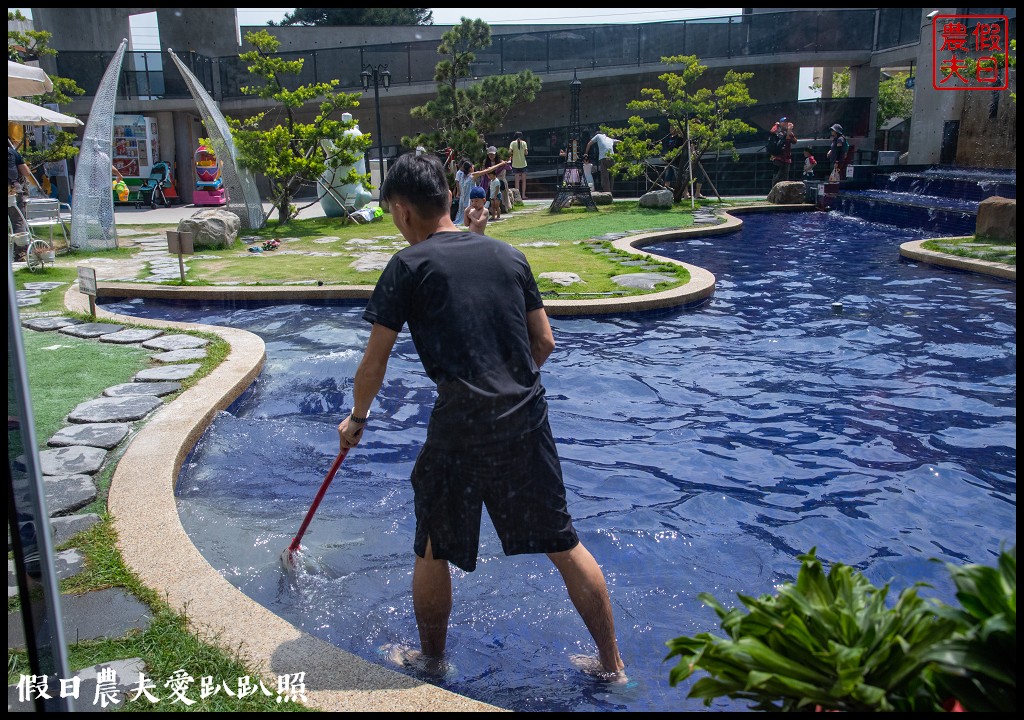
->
[8, 96, 83, 126]
[7, 60, 54, 97]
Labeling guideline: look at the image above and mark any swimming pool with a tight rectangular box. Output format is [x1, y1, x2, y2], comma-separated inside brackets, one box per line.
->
[104, 210, 1017, 712]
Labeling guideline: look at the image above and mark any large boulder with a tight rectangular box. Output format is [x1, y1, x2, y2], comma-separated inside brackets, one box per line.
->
[767, 181, 807, 204]
[177, 209, 240, 249]
[975, 196, 1016, 243]
[591, 192, 613, 205]
[639, 188, 674, 208]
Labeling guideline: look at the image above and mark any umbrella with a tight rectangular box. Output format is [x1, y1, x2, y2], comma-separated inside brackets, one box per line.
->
[8, 96, 83, 126]
[8, 60, 54, 97]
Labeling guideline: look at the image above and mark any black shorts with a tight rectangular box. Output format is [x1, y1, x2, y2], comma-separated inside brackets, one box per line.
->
[411, 421, 579, 572]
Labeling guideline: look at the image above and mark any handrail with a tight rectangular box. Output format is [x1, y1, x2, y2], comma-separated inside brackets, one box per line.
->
[56, 9, 892, 102]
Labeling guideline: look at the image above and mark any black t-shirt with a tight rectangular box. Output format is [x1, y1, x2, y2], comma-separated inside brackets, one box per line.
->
[9, 147, 25, 185]
[363, 230, 548, 448]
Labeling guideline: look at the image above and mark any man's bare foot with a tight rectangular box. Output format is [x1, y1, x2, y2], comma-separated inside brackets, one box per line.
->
[569, 654, 629, 684]
[380, 643, 452, 679]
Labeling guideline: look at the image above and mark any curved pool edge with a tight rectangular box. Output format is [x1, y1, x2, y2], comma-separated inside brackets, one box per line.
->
[899, 238, 1017, 281]
[62, 285, 504, 713]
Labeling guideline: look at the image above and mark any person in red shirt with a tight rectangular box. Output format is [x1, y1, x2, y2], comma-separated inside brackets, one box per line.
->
[769, 117, 797, 186]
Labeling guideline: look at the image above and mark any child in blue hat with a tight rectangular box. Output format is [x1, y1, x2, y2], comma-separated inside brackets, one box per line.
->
[465, 185, 489, 234]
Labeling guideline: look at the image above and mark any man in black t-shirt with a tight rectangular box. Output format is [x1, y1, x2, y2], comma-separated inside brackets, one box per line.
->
[8, 144, 32, 236]
[337, 152, 625, 679]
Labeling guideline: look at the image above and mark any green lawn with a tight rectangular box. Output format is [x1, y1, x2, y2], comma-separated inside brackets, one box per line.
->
[40, 201, 731, 297]
[11, 321, 289, 711]
[922, 236, 1016, 266]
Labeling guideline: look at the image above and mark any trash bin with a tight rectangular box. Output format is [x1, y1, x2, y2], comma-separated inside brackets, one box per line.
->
[877, 151, 899, 166]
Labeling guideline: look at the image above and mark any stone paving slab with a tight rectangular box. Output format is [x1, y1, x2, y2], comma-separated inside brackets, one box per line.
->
[50, 513, 101, 546]
[22, 282, 67, 292]
[38, 447, 109, 477]
[8, 551, 84, 600]
[151, 349, 207, 363]
[59, 323, 125, 339]
[48, 423, 130, 449]
[134, 364, 201, 382]
[539, 271, 582, 286]
[104, 382, 181, 398]
[44, 474, 98, 515]
[68, 395, 163, 423]
[141, 335, 209, 351]
[69, 657, 148, 712]
[15, 295, 40, 307]
[55, 549, 86, 581]
[611, 272, 679, 289]
[99, 329, 164, 344]
[7, 588, 152, 650]
[22, 317, 80, 331]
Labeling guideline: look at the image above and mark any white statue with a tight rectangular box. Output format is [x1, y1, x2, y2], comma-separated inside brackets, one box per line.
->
[318, 112, 373, 218]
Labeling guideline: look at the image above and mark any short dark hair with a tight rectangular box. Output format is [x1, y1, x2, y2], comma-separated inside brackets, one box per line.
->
[380, 153, 450, 217]
[514, 131, 523, 139]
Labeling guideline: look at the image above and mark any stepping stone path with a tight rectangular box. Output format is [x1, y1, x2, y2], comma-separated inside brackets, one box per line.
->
[10, 316, 213, 677]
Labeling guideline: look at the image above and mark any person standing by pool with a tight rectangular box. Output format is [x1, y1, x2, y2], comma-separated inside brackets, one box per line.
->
[453, 159, 474, 226]
[337, 152, 626, 680]
[827, 123, 850, 181]
[509, 131, 528, 201]
[585, 130, 621, 195]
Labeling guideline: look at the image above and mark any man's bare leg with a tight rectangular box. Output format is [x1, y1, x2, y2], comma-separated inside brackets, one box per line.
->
[548, 543, 625, 675]
[413, 538, 452, 657]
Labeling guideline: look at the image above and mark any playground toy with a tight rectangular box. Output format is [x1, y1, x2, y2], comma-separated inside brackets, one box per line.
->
[193, 144, 226, 206]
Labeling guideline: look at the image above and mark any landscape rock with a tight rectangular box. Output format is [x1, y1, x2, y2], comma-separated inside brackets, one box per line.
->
[767, 181, 807, 204]
[975, 196, 1016, 242]
[177, 209, 240, 249]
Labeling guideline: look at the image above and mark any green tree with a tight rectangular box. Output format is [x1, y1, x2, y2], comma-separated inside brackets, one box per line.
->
[7, 10, 84, 169]
[811, 68, 915, 125]
[609, 55, 756, 202]
[406, 18, 541, 165]
[228, 29, 372, 226]
[274, 8, 433, 26]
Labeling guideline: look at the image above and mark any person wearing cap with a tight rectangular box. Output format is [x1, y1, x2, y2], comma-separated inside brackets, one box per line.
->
[769, 117, 797, 187]
[486, 145, 511, 216]
[827, 123, 850, 180]
[464, 184, 489, 234]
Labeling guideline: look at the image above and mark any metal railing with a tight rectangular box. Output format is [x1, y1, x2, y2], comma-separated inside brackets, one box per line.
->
[56, 10, 897, 103]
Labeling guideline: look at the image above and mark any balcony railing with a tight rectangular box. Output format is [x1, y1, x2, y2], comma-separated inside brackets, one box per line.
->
[56, 10, 896, 103]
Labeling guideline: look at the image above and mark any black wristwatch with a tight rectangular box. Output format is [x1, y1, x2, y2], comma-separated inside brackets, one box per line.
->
[349, 413, 367, 424]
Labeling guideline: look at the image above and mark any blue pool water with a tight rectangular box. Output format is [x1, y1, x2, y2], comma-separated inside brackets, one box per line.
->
[103, 210, 1017, 712]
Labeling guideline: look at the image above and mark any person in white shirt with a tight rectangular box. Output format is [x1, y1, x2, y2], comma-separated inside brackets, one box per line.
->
[584, 132, 621, 195]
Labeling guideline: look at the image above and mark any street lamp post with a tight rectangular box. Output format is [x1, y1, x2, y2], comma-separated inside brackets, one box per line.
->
[360, 64, 391, 187]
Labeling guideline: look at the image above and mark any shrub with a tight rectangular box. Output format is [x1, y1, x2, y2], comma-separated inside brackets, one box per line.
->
[666, 547, 1016, 712]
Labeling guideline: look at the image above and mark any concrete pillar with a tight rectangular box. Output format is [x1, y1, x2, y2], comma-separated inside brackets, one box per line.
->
[820, 66, 835, 98]
[907, 8, 964, 164]
[31, 8, 132, 52]
[849, 65, 881, 152]
[155, 8, 239, 57]
[172, 113, 199, 205]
